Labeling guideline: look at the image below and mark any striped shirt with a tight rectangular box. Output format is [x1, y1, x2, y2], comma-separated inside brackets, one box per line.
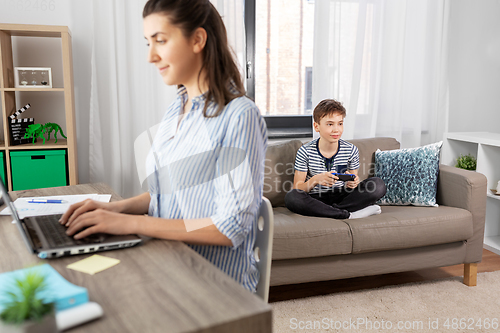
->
[145, 86, 267, 292]
[295, 138, 359, 194]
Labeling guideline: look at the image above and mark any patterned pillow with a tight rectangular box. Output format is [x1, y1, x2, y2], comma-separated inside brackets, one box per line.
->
[374, 141, 443, 207]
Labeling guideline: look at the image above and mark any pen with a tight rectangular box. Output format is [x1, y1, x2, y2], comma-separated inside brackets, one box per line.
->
[27, 199, 67, 204]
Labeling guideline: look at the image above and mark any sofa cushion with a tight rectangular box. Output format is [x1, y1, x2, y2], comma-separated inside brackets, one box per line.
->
[264, 140, 303, 207]
[346, 205, 473, 254]
[272, 207, 352, 260]
[375, 141, 443, 207]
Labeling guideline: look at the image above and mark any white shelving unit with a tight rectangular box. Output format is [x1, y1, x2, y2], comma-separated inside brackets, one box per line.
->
[442, 132, 500, 255]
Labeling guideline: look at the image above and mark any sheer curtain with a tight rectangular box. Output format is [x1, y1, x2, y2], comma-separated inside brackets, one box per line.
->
[312, 0, 449, 148]
[89, 0, 245, 198]
[213, 0, 246, 82]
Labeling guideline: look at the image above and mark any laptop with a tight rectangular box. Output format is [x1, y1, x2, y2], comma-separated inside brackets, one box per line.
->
[0, 179, 142, 259]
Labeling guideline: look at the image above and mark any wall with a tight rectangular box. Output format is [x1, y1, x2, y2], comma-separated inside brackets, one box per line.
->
[448, 0, 500, 133]
[0, 0, 93, 183]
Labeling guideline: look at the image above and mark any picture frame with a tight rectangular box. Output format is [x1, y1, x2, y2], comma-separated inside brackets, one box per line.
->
[14, 67, 52, 88]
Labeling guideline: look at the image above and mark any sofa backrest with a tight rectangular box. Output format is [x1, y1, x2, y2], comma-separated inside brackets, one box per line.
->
[264, 137, 400, 207]
[350, 137, 401, 180]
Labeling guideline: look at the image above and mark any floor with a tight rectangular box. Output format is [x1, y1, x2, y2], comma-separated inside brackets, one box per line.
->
[269, 249, 500, 303]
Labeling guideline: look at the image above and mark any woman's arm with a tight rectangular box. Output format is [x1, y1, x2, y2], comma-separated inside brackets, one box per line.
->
[60, 192, 150, 226]
[64, 210, 232, 246]
[137, 216, 232, 246]
[111, 192, 151, 215]
[64, 103, 264, 249]
[61, 188, 231, 246]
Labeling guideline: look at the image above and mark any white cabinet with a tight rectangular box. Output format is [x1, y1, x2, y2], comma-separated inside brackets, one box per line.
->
[442, 132, 500, 255]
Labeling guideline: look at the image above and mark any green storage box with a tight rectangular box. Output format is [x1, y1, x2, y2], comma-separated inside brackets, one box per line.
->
[0, 151, 5, 186]
[10, 150, 68, 191]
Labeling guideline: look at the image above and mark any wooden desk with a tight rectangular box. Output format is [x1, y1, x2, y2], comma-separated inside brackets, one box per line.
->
[0, 183, 272, 333]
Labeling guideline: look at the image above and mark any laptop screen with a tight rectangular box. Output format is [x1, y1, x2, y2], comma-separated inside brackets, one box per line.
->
[0, 179, 34, 252]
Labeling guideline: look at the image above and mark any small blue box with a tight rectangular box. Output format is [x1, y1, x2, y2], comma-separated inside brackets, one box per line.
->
[0, 264, 88, 312]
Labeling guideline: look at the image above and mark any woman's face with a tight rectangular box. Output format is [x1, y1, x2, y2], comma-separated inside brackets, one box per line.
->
[144, 13, 201, 87]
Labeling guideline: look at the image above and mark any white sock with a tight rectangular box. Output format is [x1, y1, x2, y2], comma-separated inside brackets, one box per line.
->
[349, 205, 382, 219]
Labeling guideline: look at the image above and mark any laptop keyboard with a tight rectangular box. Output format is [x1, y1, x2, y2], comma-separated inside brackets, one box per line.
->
[34, 214, 83, 248]
[31, 214, 107, 249]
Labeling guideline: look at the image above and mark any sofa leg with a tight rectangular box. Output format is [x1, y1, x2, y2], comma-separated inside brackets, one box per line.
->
[463, 263, 477, 286]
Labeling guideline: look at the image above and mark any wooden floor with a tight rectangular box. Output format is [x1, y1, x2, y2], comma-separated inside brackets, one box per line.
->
[269, 249, 500, 303]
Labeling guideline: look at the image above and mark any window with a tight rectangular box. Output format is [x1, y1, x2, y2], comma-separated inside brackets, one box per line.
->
[250, 0, 315, 116]
[246, 0, 445, 144]
[246, 0, 315, 138]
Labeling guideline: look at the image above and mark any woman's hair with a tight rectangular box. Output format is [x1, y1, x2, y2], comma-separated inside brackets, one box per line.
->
[143, 0, 245, 117]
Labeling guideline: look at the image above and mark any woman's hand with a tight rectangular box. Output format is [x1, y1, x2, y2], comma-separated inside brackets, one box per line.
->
[59, 199, 131, 239]
[59, 199, 118, 226]
[65, 209, 139, 240]
[345, 175, 360, 189]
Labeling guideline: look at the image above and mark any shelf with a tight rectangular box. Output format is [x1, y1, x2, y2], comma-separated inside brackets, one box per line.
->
[0, 23, 77, 191]
[484, 236, 500, 256]
[444, 132, 500, 255]
[7, 139, 68, 150]
[447, 132, 500, 147]
[1, 88, 64, 92]
[487, 192, 500, 201]
[0, 24, 70, 38]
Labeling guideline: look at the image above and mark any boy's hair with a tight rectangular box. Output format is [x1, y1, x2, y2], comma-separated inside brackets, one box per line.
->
[313, 99, 346, 123]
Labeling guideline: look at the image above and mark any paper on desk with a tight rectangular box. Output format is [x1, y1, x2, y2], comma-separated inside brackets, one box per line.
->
[67, 255, 120, 275]
[0, 194, 112, 219]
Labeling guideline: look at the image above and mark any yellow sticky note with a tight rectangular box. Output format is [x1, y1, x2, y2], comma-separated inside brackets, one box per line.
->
[67, 254, 120, 275]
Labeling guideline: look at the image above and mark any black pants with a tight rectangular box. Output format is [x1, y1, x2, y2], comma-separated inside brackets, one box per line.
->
[284, 177, 387, 219]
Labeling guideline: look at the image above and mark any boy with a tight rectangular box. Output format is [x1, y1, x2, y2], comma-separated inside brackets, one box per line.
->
[284, 99, 386, 219]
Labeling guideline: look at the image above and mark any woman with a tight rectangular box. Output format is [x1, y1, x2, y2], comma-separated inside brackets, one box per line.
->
[60, 0, 267, 292]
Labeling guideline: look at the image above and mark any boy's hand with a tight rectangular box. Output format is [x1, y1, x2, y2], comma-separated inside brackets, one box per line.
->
[314, 172, 337, 187]
[345, 175, 360, 189]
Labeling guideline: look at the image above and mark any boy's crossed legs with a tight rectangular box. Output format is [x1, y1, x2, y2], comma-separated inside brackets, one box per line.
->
[284, 177, 386, 220]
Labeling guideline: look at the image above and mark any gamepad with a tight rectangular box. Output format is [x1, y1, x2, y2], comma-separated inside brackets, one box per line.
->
[332, 173, 355, 181]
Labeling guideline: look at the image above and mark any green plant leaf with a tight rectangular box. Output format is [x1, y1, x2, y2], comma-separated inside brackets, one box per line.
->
[0, 269, 55, 325]
[455, 154, 477, 171]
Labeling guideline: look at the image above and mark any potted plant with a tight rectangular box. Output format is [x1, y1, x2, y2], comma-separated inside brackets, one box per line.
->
[455, 154, 477, 171]
[0, 270, 57, 333]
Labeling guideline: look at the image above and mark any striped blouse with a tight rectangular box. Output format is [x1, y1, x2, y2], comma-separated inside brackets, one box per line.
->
[145, 86, 267, 292]
[295, 138, 360, 194]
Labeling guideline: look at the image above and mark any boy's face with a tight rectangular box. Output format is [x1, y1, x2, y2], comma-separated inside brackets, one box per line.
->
[313, 112, 344, 144]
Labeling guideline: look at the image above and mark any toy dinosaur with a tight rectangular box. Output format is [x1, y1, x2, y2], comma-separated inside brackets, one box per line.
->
[44, 122, 67, 143]
[23, 123, 67, 144]
[24, 123, 47, 144]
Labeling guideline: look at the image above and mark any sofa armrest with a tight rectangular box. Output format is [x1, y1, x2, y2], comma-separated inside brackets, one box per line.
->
[436, 164, 487, 263]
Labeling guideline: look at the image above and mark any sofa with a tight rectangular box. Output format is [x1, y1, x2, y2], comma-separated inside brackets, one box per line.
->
[264, 137, 487, 287]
